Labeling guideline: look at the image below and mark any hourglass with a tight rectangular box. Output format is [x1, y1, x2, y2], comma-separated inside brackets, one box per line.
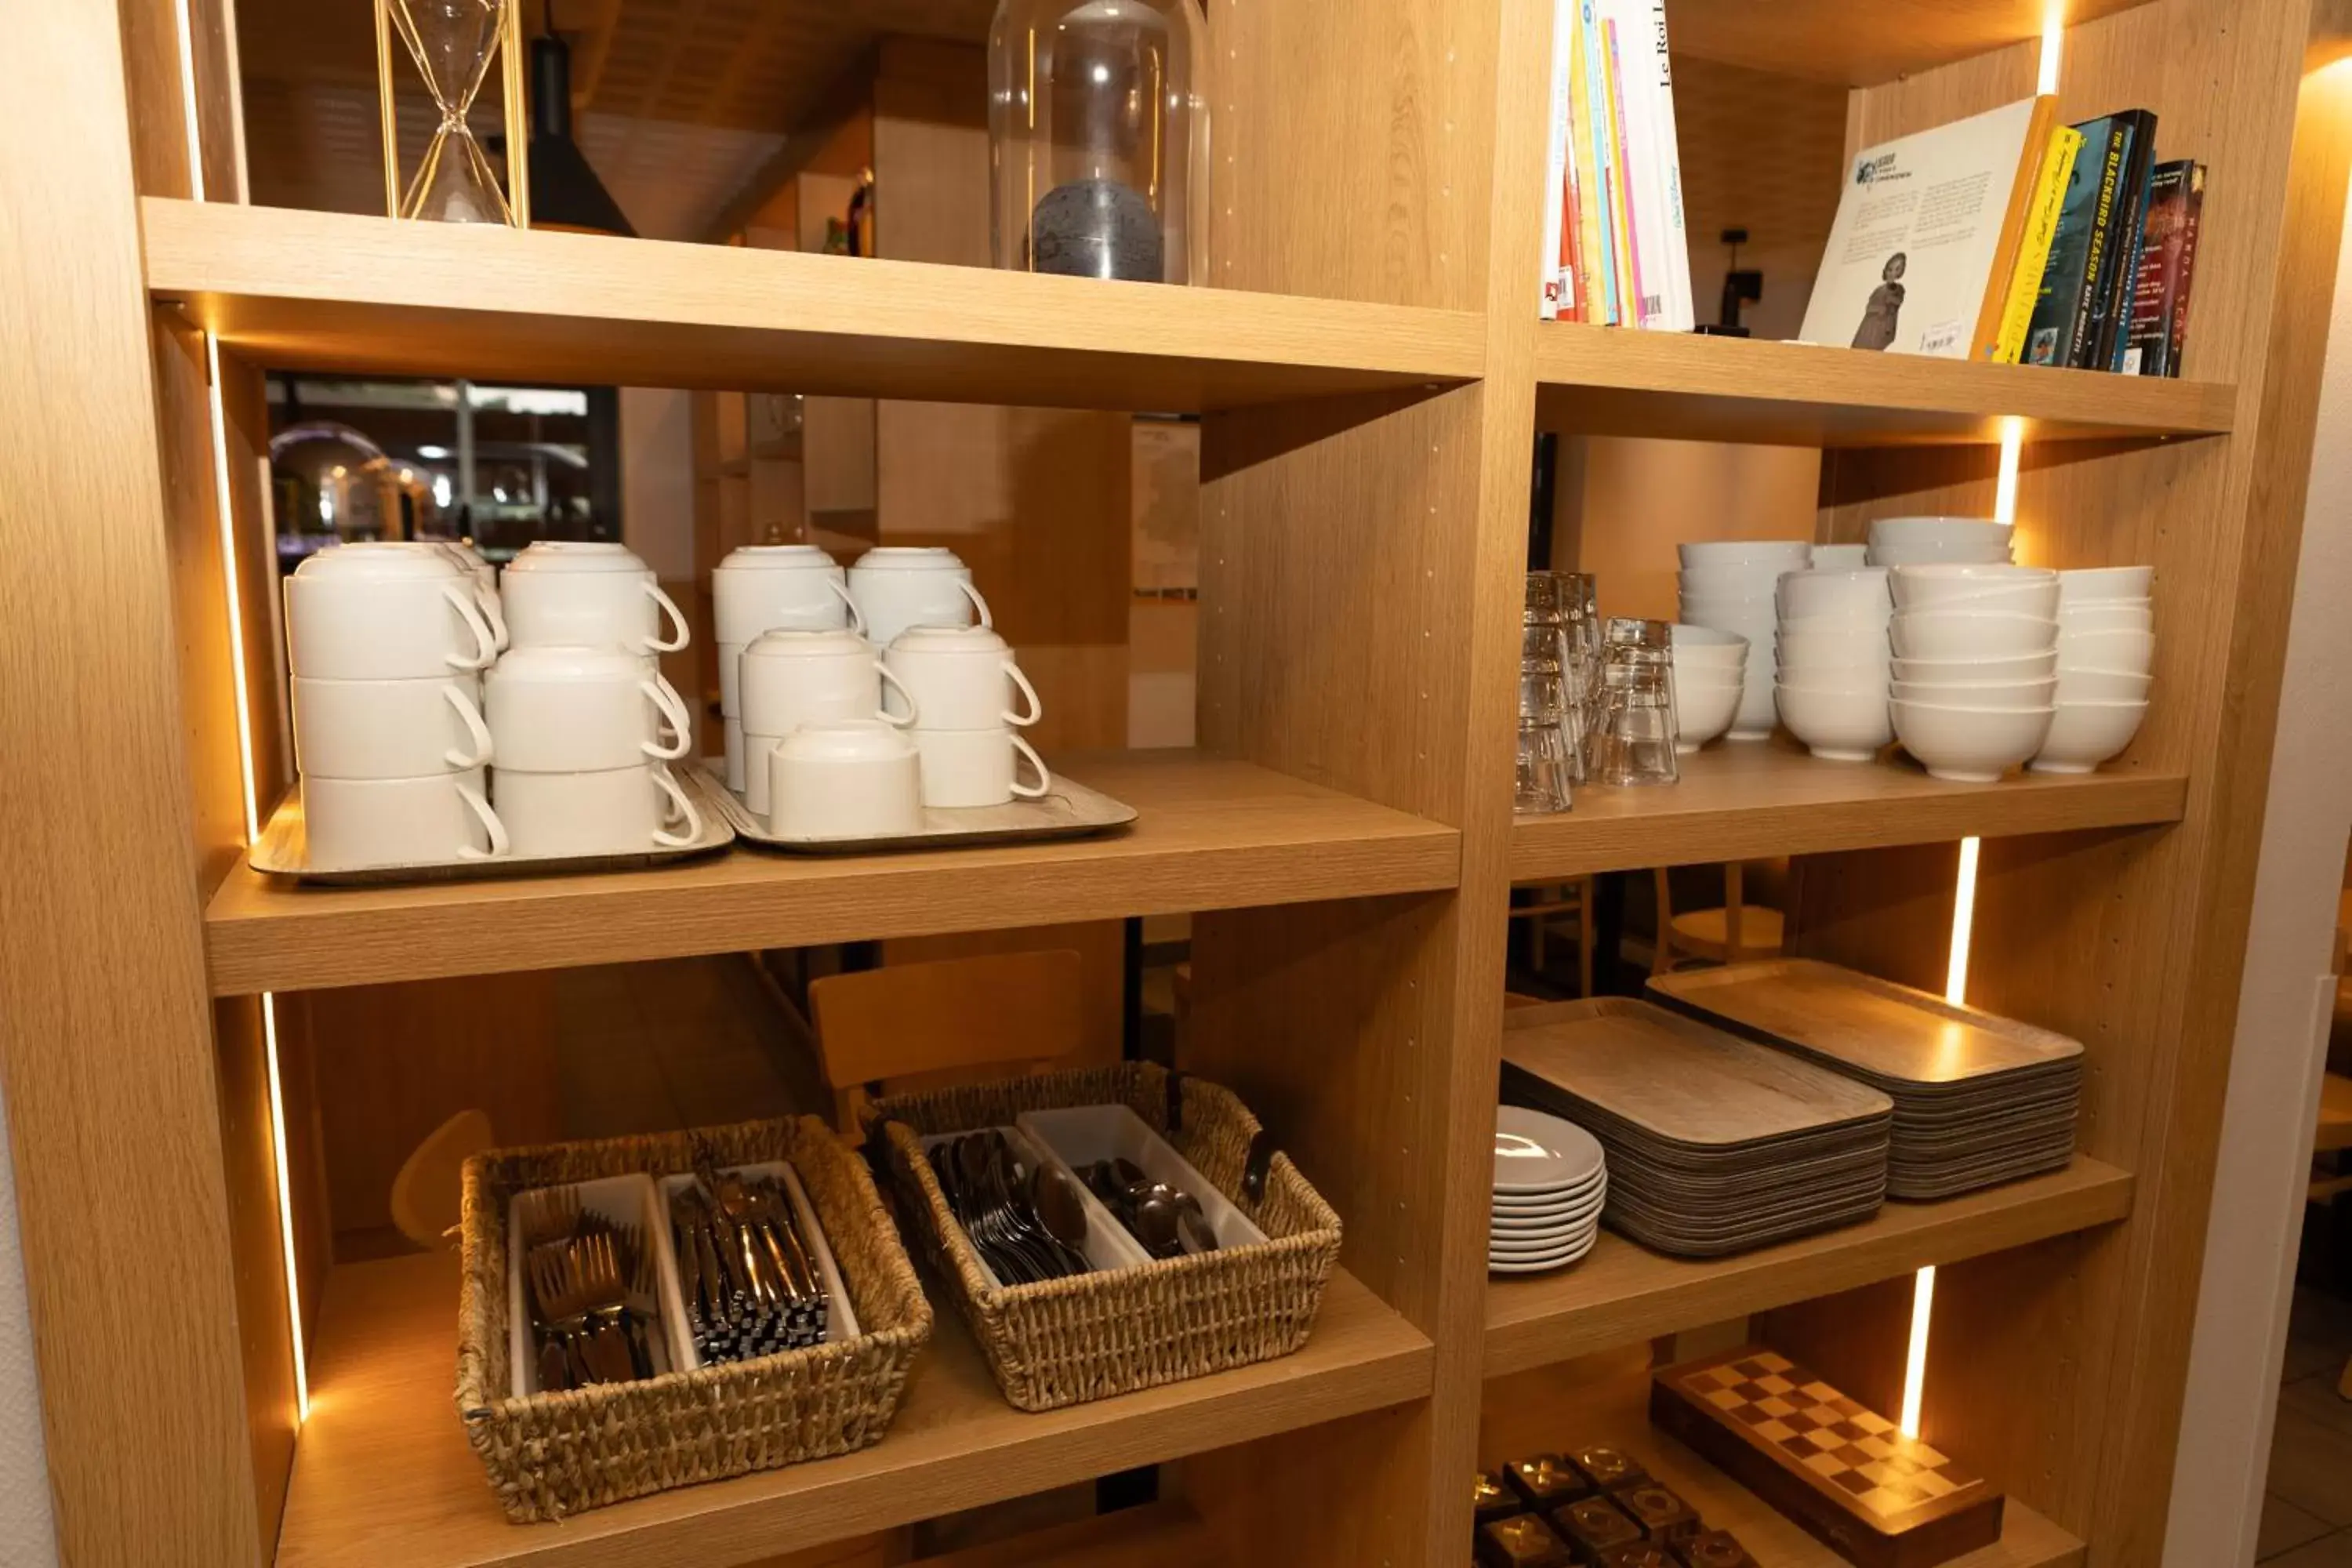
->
[374, 0, 530, 227]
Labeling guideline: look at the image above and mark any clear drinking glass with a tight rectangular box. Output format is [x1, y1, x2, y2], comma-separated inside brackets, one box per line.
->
[1592, 618, 1681, 786]
[1526, 574, 1585, 786]
[1516, 614, 1574, 815]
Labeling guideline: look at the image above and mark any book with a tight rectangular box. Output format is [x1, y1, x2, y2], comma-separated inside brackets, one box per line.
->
[1539, 1, 1577, 319]
[1577, 0, 1622, 325]
[1798, 97, 2054, 359]
[1632, 0, 1695, 331]
[1568, 6, 1612, 324]
[1537, 0, 1691, 331]
[2025, 115, 2130, 366]
[2123, 160, 2205, 376]
[2089, 110, 2158, 369]
[1600, 17, 1640, 322]
[1990, 125, 2085, 364]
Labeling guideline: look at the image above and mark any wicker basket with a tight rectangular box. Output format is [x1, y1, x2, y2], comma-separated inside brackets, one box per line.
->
[456, 1115, 931, 1523]
[867, 1062, 1342, 1412]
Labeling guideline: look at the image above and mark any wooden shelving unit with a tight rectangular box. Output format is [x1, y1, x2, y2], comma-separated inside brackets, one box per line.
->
[276, 1254, 1432, 1568]
[1484, 1160, 2134, 1377]
[1512, 746, 2187, 881]
[201, 751, 1460, 994]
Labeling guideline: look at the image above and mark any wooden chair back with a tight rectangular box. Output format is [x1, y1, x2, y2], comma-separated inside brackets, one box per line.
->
[808, 948, 1087, 1134]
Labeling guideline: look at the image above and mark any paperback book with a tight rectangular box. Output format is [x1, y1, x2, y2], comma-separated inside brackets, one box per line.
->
[2122, 160, 2205, 376]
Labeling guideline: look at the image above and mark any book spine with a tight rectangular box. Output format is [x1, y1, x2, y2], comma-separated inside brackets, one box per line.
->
[1539, 0, 1575, 320]
[1644, 0, 1696, 332]
[2165, 164, 2206, 376]
[1994, 128, 2083, 365]
[1603, 0, 1663, 328]
[2096, 112, 2159, 370]
[1968, 95, 2056, 360]
[1576, 0, 1619, 325]
[2122, 160, 2187, 375]
[2065, 126, 2129, 367]
[1601, 18, 1642, 323]
[2024, 117, 2115, 366]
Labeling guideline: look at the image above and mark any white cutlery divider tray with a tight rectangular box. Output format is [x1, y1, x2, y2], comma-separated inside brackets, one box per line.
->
[915, 1124, 1152, 1287]
[1016, 1104, 1272, 1252]
[652, 1160, 861, 1362]
[503, 1174, 692, 1397]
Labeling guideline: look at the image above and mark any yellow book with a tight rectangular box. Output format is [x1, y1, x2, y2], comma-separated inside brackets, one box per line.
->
[1991, 125, 2084, 364]
[1567, 12, 1608, 323]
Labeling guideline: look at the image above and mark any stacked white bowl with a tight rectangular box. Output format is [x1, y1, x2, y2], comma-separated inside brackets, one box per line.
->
[2033, 566, 2155, 772]
[1677, 540, 1813, 741]
[1887, 564, 2060, 782]
[1773, 567, 1895, 760]
[1867, 516, 2016, 568]
[1667, 624, 1748, 753]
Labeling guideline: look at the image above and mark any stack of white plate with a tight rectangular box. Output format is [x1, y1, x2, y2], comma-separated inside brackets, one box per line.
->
[1773, 566, 1893, 760]
[1677, 540, 1813, 742]
[1887, 564, 2060, 781]
[1490, 1105, 1606, 1275]
[1667, 624, 1748, 753]
[2034, 565, 2155, 772]
[1866, 516, 2016, 568]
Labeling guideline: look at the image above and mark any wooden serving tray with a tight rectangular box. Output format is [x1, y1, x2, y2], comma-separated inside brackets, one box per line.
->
[698, 760, 1136, 854]
[248, 770, 733, 885]
[1649, 960, 2083, 1088]
[1502, 997, 1893, 1148]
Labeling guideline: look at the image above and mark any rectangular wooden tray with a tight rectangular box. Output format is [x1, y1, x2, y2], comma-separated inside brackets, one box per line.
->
[1648, 960, 2084, 1089]
[698, 760, 1137, 854]
[247, 768, 734, 886]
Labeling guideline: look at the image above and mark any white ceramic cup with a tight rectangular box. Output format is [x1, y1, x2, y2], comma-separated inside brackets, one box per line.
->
[303, 768, 506, 869]
[712, 544, 862, 645]
[848, 546, 995, 648]
[494, 762, 701, 856]
[431, 540, 508, 651]
[723, 716, 746, 794]
[502, 541, 689, 655]
[284, 543, 499, 679]
[718, 641, 747, 719]
[485, 645, 692, 773]
[884, 626, 1044, 729]
[913, 727, 1053, 808]
[739, 628, 917, 738]
[292, 673, 492, 779]
[767, 720, 923, 839]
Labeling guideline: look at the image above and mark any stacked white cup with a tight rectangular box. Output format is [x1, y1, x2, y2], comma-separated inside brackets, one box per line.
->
[739, 628, 916, 818]
[1887, 564, 2061, 781]
[285, 543, 506, 868]
[848, 546, 992, 648]
[1774, 567, 1896, 760]
[711, 545, 863, 791]
[1677, 540, 1813, 741]
[884, 625, 1052, 808]
[2032, 566, 2155, 772]
[488, 541, 702, 855]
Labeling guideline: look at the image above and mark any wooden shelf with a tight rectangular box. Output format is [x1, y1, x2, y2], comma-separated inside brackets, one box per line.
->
[205, 751, 1457, 996]
[1670, 0, 2152, 85]
[1483, 1158, 2133, 1379]
[141, 199, 1484, 413]
[274, 1251, 1431, 1568]
[1510, 742, 2187, 883]
[1482, 1352, 2086, 1568]
[1533, 325, 2234, 446]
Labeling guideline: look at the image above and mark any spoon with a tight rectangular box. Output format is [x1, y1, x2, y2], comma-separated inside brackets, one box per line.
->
[1029, 1162, 1093, 1272]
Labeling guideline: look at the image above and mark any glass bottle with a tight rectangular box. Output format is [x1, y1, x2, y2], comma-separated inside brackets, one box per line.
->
[988, 0, 1210, 284]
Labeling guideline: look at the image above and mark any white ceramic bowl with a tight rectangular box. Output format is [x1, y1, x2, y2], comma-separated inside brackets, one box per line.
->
[1668, 624, 1751, 665]
[1776, 684, 1893, 761]
[1680, 601, 1779, 630]
[1889, 612, 2059, 661]
[2056, 628, 2156, 672]
[1890, 564, 2060, 618]
[2058, 602, 2155, 635]
[1777, 664, 1890, 695]
[2031, 699, 2151, 774]
[1870, 546, 2016, 569]
[1673, 678, 1743, 753]
[1867, 517, 2013, 557]
[1889, 677, 2058, 710]
[2055, 667, 2154, 702]
[1777, 568, 1891, 622]
[1679, 539, 1813, 571]
[1890, 649, 2059, 684]
[1679, 570, 1788, 601]
[1891, 701, 2056, 782]
[1777, 629, 1891, 666]
[2057, 565, 2154, 604]
[1809, 544, 1869, 569]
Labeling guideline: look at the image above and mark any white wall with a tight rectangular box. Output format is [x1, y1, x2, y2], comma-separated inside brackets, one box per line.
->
[2163, 154, 2352, 1567]
[0, 1079, 61, 1566]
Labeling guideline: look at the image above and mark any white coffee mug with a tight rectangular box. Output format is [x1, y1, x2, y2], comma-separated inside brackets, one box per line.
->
[502, 541, 688, 655]
[284, 543, 499, 679]
[724, 715, 746, 794]
[848, 546, 993, 648]
[885, 625, 1043, 729]
[292, 673, 492, 779]
[766, 721, 922, 840]
[739, 627, 917, 739]
[712, 544, 862, 646]
[718, 641, 746, 720]
[494, 762, 701, 857]
[303, 768, 506, 869]
[485, 645, 692, 773]
[436, 539, 509, 652]
[913, 727, 1052, 808]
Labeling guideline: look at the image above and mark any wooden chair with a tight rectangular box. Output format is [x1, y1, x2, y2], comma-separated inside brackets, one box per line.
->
[808, 948, 1087, 1134]
[1511, 878, 1598, 998]
[1651, 862, 1786, 975]
[389, 1108, 493, 1251]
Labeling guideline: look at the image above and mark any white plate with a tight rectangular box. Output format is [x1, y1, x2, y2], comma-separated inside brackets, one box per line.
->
[1493, 1106, 1606, 1195]
[1491, 1187, 1606, 1225]
[1490, 1167, 1606, 1203]
[1490, 1225, 1602, 1258]
[1490, 1208, 1603, 1242]
[1488, 1229, 1601, 1274]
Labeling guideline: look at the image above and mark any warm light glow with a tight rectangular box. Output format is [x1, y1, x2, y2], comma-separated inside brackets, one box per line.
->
[1900, 1265, 1937, 1438]
[2037, 3, 2066, 96]
[1945, 836, 1980, 1006]
[171, 0, 206, 201]
[1994, 416, 2025, 528]
[263, 995, 310, 1421]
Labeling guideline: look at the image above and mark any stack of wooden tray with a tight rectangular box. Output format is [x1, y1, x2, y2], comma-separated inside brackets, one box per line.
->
[1500, 998, 1893, 1258]
[1649, 960, 2085, 1200]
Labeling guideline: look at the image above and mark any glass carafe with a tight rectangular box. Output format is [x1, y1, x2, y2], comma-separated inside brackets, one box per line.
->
[988, 0, 1210, 283]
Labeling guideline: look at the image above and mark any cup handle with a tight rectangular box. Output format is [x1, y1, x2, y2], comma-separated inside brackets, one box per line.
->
[441, 583, 498, 671]
[829, 576, 867, 637]
[650, 764, 701, 847]
[1009, 734, 1052, 800]
[477, 583, 510, 652]
[874, 662, 920, 728]
[441, 682, 494, 769]
[643, 581, 691, 653]
[454, 775, 510, 860]
[640, 675, 692, 760]
[1000, 659, 1044, 728]
[956, 578, 994, 630]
